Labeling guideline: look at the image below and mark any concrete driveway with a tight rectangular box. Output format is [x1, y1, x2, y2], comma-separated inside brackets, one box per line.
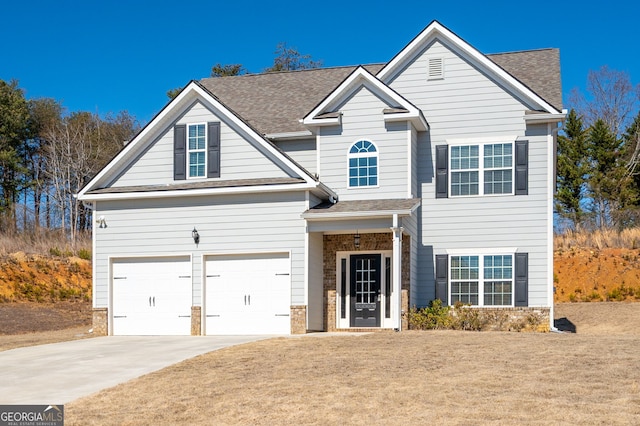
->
[0, 335, 270, 404]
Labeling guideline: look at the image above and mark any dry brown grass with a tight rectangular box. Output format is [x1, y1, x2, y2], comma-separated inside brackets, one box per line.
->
[0, 230, 91, 257]
[555, 227, 640, 250]
[65, 303, 640, 425]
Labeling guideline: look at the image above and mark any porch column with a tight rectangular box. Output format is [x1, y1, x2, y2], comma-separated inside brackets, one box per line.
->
[391, 214, 403, 330]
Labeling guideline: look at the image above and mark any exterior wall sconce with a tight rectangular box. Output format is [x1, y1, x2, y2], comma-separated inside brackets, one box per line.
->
[97, 216, 107, 228]
[192, 227, 200, 244]
[354, 232, 360, 249]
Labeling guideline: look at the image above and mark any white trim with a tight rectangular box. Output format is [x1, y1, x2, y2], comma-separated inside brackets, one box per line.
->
[547, 123, 559, 329]
[407, 127, 413, 198]
[302, 207, 418, 220]
[377, 21, 560, 114]
[302, 67, 428, 131]
[92, 201, 97, 309]
[446, 135, 517, 146]
[335, 250, 394, 329]
[79, 182, 321, 202]
[523, 112, 566, 124]
[446, 247, 517, 255]
[265, 130, 314, 140]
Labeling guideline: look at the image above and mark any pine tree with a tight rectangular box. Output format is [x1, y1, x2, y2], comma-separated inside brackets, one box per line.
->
[556, 109, 588, 229]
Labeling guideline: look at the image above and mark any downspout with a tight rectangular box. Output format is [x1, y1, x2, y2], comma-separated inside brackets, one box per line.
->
[390, 213, 403, 331]
[548, 119, 563, 332]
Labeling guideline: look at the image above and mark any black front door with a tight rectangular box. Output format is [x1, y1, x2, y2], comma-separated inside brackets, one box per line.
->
[350, 254, 381, 327]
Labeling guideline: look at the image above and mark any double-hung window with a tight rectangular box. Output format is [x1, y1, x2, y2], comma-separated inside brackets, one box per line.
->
[449, 142, 513, 196]
[188, 123, 206, 178]
[450, 254, 513, 306]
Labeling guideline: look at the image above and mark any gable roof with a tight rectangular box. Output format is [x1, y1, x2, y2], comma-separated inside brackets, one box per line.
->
[199, 26, 562, 137]
[377, 21, 561, 115]
[77, 81, 335, 201]
[302, 66, 428, 131]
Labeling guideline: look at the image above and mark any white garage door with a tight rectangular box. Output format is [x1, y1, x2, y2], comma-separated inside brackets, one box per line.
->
[205, 253, 291, 335]
[112, 256, 192, 335]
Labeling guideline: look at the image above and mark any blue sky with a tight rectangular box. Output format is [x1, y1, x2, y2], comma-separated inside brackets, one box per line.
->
[2, 0, 639, 124]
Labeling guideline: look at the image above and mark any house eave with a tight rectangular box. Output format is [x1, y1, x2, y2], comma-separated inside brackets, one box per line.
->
[79, 182, 321, 202]
[523, 110, 567, 124]
[264, 130, 314, 141]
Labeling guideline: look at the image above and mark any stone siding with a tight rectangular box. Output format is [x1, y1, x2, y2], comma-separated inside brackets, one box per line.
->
[290, 305, 307, 334]
[191, 306, 202, 335]
[92, 307, 108, 336]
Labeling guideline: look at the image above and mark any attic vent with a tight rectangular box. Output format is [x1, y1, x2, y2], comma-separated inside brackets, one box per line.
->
[428, 57, 444, 80]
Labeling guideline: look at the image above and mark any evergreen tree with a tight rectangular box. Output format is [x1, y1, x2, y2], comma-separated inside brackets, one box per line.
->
[586, 119, 637, 229]
[556, 109, 588, 228]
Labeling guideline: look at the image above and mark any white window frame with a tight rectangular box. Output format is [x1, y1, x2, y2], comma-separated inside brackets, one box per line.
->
[448, 136, 516, 197]
[447, 249, 515, 307]
[347, 139, 379, 189]
[187, 123, 207, 179]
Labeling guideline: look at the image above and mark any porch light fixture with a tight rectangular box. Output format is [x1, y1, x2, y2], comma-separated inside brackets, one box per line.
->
[97, 216, 107, 229]
[354, 232, 360, 249]
[192, 227, 200, 244]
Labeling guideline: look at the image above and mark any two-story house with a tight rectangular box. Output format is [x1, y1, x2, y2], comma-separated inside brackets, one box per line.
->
[77, 21, 564, 335]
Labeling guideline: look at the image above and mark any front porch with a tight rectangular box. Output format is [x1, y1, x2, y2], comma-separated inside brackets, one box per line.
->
[322, 233, 410, 332]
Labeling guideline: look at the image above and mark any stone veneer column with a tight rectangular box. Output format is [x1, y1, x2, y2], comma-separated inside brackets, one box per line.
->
[92, 308, 108, 336]
[191, 306, 202, 336]
[290, 305, 307, 334]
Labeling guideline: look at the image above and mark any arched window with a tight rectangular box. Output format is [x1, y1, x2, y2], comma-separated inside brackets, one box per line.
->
[348, 140, 378, 187]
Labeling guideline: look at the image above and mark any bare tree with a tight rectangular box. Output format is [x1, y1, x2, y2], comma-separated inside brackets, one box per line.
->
[569, 66, 640, 138]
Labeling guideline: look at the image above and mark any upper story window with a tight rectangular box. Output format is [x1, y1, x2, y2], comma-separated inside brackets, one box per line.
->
[348, 140, 378, 188]
[174, 122, 220, 181]
[450, 143, 513, 196]
[435, 139, 527, 199]
[188, 124, 206, 178]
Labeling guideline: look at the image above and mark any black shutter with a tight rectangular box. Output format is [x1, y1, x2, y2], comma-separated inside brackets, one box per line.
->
[435, 144, 448, 198]
[514, 252, 528, 306]
[174, 124, 186, 180]
[515, 140, 528, 195]
[435, 254, 448, 305]
[207, 122, 221, 178]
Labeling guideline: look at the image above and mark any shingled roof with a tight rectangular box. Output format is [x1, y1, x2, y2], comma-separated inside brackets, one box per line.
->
[199, 49, 561, 137]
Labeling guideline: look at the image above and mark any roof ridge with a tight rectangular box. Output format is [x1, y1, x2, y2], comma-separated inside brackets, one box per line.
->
[200, 63, 387, 81]
[487, 47, 559, 56]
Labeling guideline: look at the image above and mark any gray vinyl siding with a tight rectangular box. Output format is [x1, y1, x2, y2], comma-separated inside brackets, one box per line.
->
[307, 232, 324, 330]
[389, 39, 550, 307]
[111, 102, 289, 188]
[318, 87, 410, 201]
[401, 213, 419, 305]
[92, 191, 307, 308]
[273, 138, 317, 175]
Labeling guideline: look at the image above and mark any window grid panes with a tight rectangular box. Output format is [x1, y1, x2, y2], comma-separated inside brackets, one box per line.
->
[450, 256, 479, 305]
[450, 143, 514, 196]
[484, 143, 512, 195]
[484, 255, 513, 306]
[451, 145, 479, 196]
[348, 140, 378, 187]
[188, 124, 206, 177]
[450, 254, 514, 306]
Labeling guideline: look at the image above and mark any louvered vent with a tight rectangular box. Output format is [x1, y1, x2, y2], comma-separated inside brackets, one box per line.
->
[428, 57, 444, 80]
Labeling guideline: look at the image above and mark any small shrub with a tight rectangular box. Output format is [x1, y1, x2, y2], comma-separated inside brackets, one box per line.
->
[407, 299, 452, 330]
[49, 247, 63, 257]
[78, 248, 92, 261]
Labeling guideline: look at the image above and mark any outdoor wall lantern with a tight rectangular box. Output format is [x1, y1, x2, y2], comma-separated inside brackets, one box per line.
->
[192, 227, 200, 245]
[97, 216, 107, 229]
[354, 232, 360, 249]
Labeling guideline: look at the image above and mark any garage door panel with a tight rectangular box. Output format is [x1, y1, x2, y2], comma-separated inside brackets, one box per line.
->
[205, 254, 291, 335]
[112, 257, 192, 336]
